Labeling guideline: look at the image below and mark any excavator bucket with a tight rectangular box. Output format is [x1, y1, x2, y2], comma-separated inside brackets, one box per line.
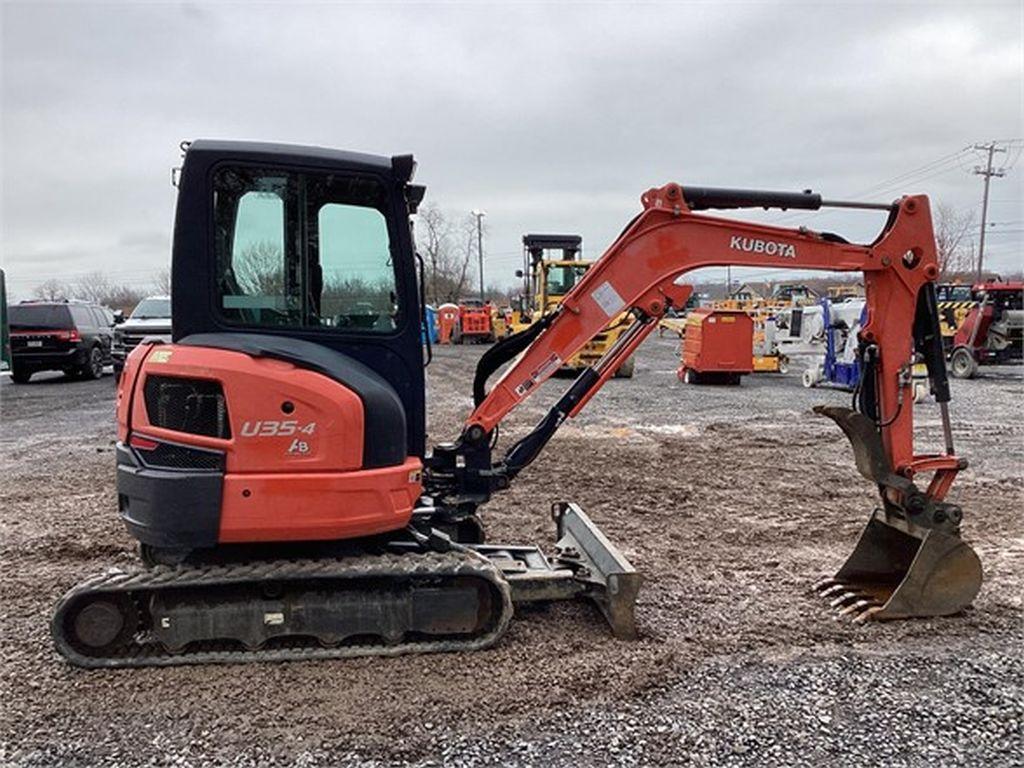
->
[812, 405, 983, 621]
[813, 509, 982, 621]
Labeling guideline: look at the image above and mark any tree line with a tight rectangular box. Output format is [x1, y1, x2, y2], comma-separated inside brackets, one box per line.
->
[416, 203, 514, 305]
[32, 269, 170, 314]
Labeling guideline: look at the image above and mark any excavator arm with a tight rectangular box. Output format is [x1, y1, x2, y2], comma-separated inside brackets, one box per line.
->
[456, 183, 955, 484]
[426, 182, 981, 622]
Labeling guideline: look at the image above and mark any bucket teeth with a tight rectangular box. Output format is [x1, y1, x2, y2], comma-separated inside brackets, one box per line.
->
[829, 591, 867, 609]
[813, 578, 883, 621]
[817, 584, 849, 599]
[812, 577, 840, 592]
[837, 598, 877, 618]
[815, 510, 983, 621]
[852, 605, 884, 624]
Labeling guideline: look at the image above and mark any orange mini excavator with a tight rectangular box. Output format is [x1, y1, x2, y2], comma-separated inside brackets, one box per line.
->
[53, 141, 982, 667]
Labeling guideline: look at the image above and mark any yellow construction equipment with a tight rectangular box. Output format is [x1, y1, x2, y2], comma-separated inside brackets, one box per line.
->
[513, 234, 635, 377]
[935, 283, 977, 344]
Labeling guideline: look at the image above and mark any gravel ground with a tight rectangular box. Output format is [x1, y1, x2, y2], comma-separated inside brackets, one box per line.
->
[1, 339, 1021, 767]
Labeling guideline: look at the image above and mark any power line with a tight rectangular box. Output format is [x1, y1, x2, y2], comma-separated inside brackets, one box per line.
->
[973, 141, 1012, 281]
[847, 147, 972, 200]
[765, 147, 973, 226]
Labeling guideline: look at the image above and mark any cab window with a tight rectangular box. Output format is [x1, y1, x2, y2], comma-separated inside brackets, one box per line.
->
[214, 166, 399, 332]
[546, 264, 588, 296]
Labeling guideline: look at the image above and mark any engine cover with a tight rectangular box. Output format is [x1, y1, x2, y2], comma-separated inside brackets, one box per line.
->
[116, 342, 422, 549]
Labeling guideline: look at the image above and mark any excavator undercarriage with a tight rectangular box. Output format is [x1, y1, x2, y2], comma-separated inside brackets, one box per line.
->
[54, 504, 637, 668]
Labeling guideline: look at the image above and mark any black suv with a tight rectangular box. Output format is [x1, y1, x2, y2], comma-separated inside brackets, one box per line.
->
[8, 300, 114, 383]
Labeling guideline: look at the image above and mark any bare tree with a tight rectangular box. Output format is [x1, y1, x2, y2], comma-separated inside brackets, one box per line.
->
[33, 279, 70, 301]
[102, 285, 148, 314]
[414, 205, 476, 304]
[74, 271, 114, 303]
[32, 273, 145, 312]
[417, 203, 450, 305]
[449, 214, 478, 303]
[75, 271, 149, 312]
[234, 241, 286, 297]
[934, 203, 976, 279]
[152, 267, 172, 295]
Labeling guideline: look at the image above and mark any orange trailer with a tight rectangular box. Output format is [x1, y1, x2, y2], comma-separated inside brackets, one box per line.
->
[678, 308, 753, 385]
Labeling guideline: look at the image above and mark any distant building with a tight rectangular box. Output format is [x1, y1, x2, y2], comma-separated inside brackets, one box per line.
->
[729, 282, 769, 302]
[771, 283, 818, 303]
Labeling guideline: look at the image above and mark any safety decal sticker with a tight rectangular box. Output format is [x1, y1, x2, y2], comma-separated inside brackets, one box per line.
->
[591, 281, 625, 318]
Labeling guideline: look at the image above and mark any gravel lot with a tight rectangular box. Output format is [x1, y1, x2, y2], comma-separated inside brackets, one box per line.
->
[1, 339, 1021, 767]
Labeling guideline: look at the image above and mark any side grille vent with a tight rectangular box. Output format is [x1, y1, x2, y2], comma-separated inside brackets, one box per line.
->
[144, 375, 232, 439]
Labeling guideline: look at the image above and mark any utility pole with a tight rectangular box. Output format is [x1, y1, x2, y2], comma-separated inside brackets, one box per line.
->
[973, 141, 1007, 282]
[472, 210, 486, 303]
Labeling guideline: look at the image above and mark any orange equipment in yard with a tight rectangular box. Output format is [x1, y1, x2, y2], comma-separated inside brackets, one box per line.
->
[51, 140, 982, 669]
[678, 308, 754, 384]
[436, 303, 460, 344]
[455, 300, 496, 344]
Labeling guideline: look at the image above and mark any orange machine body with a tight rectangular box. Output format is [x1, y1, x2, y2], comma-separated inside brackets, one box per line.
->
[117, 343, 422, 544]
[458, 304, 494, 341]
[680, 309, 754, 375]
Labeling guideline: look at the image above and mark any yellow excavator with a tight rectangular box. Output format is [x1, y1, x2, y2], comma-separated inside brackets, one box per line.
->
[512, 234, 635, 377]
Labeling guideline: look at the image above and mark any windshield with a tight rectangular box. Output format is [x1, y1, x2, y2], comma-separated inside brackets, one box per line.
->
[9, 304, 72, 330]
[936, 285, 973, 302]
[214, 166, 399, 333]
[131, 298, 171, 319]
[546, 264, 589, 297]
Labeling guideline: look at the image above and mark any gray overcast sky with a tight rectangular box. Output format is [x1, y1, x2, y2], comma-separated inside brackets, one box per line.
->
[1, 1, 1021, 299]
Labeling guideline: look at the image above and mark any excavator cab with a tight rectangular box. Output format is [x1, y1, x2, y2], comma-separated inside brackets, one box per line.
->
[108, 142, 439, 561]
[172, 140, 428, 458]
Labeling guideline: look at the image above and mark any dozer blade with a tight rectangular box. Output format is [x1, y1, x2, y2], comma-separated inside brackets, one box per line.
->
[552, 501, 640, 639]
[474, 502, 640, 639]
[814, 509, 982, 621]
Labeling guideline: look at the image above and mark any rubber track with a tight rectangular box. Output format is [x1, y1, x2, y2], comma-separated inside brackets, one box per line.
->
[52, 550, 513, 669]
